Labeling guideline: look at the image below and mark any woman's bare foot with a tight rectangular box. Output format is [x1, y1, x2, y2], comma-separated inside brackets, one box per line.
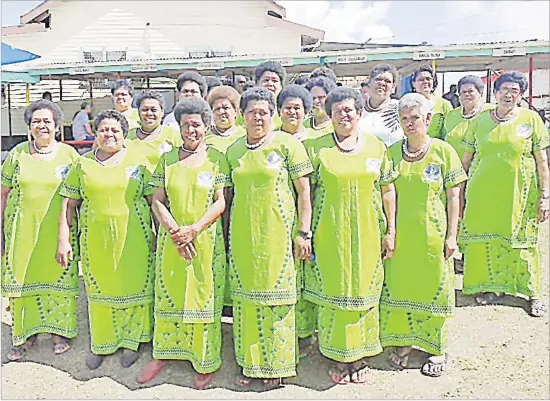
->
[7, 335, 37, 361]
[388, 347, 412, 370]
[86, 353, 104, 370]
[194, 372, 216, 389]
[52, 335, 71, 355]
[474, 292, 498, 305]
[235, 374, 254, 387]
[421, 354, 447, 377]
[350, 360, 368, 383]
[137, 359, 168, 383]
[262, 378, 282, 389]
[298, 335, 317, 359]
[328, 362, 350, 384]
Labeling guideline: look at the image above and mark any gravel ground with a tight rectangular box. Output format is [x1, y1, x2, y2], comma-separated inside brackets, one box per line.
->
[1, 225, 548, 400]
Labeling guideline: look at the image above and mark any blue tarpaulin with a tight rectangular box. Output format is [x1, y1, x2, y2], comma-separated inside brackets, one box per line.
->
[1, 42, 40, 66]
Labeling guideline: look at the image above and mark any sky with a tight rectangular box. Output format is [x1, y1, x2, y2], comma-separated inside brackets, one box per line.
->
[2, 0, 549, 45]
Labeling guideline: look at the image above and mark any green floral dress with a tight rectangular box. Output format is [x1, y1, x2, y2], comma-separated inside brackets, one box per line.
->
[2, 142, 79, 346]
[226, 131, 313, 378]
[459, 108, 550, 298]
[427, 95, 453, 140]
[381, 139, 467, 356]
[60, 150, 155, 355]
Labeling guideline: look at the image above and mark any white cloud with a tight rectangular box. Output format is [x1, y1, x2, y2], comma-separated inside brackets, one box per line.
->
[277, 1, 394, 43]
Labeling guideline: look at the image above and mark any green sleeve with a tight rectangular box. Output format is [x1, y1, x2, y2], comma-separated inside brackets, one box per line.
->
[444, 146, 468, 189]
[142, 166, 154, 196]
[1, 148, 18, 188]
[215, 152, 232, 190]
[532, 114, 550, 152]
[461, 120, 477, 153]
[59, 161, 82, 199]
[286, 138, 313, 180]
[379, 148, 399, 186]
[150, 154, 167, 189]
[304, 140, 319, 187]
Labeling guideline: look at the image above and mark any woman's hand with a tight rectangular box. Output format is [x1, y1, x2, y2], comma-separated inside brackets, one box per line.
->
[177, 242, 198, 261]
[444, 235, 458, 260]
[382, 232, 395, 261]
[538, 196, 549, 223]
[56, 241, 73, 269]
[294, 236, 312, 260]
[170, 225, 198, 247]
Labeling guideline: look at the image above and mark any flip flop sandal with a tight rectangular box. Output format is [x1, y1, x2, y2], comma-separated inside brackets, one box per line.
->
[262, 378, 282, 389]
[530, 299, 547, 317]
[421, 355, 448, 378]
[7, 335, 37, 361]
[328, 363, 351, 385]
[388, 350, 410, 370]
[52, 337, 71, 355]
[120, 349, 140, 368]
[194, 372, 216, 390]
[137, 360, 168, 384]
[235, 374, 254, 387]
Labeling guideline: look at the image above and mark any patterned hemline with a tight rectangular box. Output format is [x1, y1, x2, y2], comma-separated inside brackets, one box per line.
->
[87, 294, 154, 308]
[319, 343, 382, 363]
[380, 334, 444, 356]
[379, 298, 454, 317]
[236, 356, 296, 379]
[303, 291, 379, 311]
[13, 325, 78, 347]
[231, 292, 296, 306]
[152, 350, 221, 374]
[154, 310, 216, 324]
[297, 326, 316, 339]
[91, 333, 152, 355]
[462, 284, 535, 299]
[2, 284, 79, 298]
[458, 234, 537, 249]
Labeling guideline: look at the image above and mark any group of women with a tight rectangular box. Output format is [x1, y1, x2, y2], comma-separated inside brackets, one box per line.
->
[1, 60, 548, 389]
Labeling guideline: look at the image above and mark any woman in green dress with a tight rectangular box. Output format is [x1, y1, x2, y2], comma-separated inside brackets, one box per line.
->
[304, 77, 336, 137]
[303, 87, 397, 384]
[254, 61, 286, 130]
[205, 86, 246, 310]
[381, 93, 467, 377]
[112, 79, 140, 130]
[412, 66, 453, 139]
[136, 98, 230, 389]
[126, 90, 182, 173]
[58, 110, 154, 370]
[459, 72, 549, 316]
[226, 87, 313, 388]
[2, 100, 79, 361]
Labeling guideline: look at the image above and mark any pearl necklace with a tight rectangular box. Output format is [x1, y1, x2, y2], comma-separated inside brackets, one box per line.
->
[311, 117, 332, 130]
[461, 103, 484, 120]
[246, 135, 268, 150]
[491, 108, 516, 123]
[33, 141, 55, 154]
[211, 124, 233, 137]
[181, 144, 202, 154]
[333, 132, 358, 154]
[402, 137, 431, 159]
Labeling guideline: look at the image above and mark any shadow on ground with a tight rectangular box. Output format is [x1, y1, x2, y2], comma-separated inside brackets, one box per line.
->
[455, 289, 531, 312]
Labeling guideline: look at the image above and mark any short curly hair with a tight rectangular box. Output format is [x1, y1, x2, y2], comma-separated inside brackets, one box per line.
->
[457, 75, 485, 94]
[305, 76, 337, 95]
[94, 110, 130, 137]
[24, 100, 64, 128]
[240, 86, 276, 116]
[310, 67, 337, 83]
[173, 97, 213, 127]
[207, 85, 241, 111]
[134, 90, 166, 110]
[254, 61, 287, 86]
[369, 63, 398, 85]
[325, 87, 365, 118]
[176, 71, 207, 97]
[412, 66, 438, 92]
[205, 76, 223, 94]
[494, 71, 528, 93]
[111, 79, 134, 97]
[277, 84, 313, 113]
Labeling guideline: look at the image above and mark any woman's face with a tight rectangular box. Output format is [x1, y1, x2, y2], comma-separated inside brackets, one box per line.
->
[459, 83, 482, 110]
[369, 71, 395, 102]
[413, 72, 434, 96]
[399, 107, 431, 137]
[310, 86, 328, 117]
[96, 118, 125, 153]
[281, 97, 305, 131]
[259, 71, 282, 98]
[495, 81, 522, 109]
[139, 98, 163, 131]
[212, 98, 237, 130]
[29, 108, 56, 143]
[113, 87, 132, 112]
[180, 113, 207, 147]
[244, 99, 272, 139]
[331, 99, 359, 136]
[179, 81, 202, 100]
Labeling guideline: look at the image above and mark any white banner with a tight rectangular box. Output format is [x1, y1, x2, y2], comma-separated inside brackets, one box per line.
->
[197, 62, 225, 70]
[336, 55, 368, 64]
[413, 51, 445, 61]
[69, 66, 95, 75]
[492, 47, 527, 57]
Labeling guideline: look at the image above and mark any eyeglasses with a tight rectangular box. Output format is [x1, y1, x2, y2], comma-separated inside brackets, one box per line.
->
[498, 87, 521, 96]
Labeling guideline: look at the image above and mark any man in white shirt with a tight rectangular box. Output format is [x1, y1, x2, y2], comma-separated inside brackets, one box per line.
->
[72, 102, 94, 141]
[163, 72, 207, 130]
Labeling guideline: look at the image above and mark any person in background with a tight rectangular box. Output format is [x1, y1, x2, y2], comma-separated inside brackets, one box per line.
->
[382, 93, 467, 377]
[234, 75, 248, 94]
[294, 74, 309, 86]
[112, 80, 140, 130]
[205, 76, 223, 97]
[310, 66, 337, 84]
[2, 100, 80, 361]
[538, 108, 550, 130]
[163, 72, 208, 131]
[42, 91, 53, 101]
[304, 77, 336, 136]
[254, 61, 287, 130]
[242, 81, 255, 92]
[360, 81, 370, 104]
[72, 102, 94, 141]
[412, 66, 453, 139]
[459, 72, 550, 317]
[277, 84, 316, 141]
[443, 84, 461, 108]
[358, 63, 404, 147]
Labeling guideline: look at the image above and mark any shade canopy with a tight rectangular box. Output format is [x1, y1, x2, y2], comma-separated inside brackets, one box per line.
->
[1, 42, 40, 66]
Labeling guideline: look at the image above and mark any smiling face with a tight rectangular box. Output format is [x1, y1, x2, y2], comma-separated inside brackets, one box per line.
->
[369, 71, 395, 103]
[495, 81, 522, 110]
[29, 108, 56, 144]
[399, 107, 431, 138]
[281, 97, 305, 132]
[259, 71, 282, 98]
[413, 71, 434, 96]
[96, 118, 125, 153]
[331, 99, 359, 136]
[113, 87, 132, 113]
[212, 98, 237, 130]
[179, 81, 203, 100]
[311, 86, 328, 118]
[459, 83, 482, 110]
[139, 98, 163, 131]
[244, 99, 272, 139]
[180, 113, 207, 148]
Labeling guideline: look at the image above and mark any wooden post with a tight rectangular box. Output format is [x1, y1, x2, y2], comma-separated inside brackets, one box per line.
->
[528, 56, 534, 109]
[486, 69, 492, 103]
[59, 79, 63, 101]
[7, 84, 12, 137]
[25, 83, 30, 106]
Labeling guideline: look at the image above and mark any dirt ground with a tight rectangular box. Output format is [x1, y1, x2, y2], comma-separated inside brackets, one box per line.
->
[1, 226, 549, 400]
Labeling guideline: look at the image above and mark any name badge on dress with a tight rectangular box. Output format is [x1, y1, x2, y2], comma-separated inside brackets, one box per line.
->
[422, 164, 441, 183]
[197, 172, 214, 188]
[126, 166, 141, 180]
[158, 141, 172, 156]
[55, 165, 70, 180]
[516, 124, 532, 139]
[365, 158, 382, 174]
[266, 151, 283, 169]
